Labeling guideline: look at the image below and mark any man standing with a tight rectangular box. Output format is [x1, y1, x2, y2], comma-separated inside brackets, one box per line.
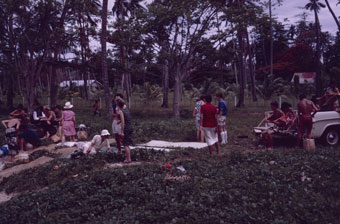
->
[200, 95, 220, 155]
[296, 94, 318, 147]
[216, 93, 228, 144]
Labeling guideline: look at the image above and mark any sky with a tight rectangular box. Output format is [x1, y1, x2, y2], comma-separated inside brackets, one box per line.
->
[106, 0, 340, 34]
[273, 0, 340, 34]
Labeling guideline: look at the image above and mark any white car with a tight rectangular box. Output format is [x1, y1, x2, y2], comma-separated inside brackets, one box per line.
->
[253, 111, 340, 146]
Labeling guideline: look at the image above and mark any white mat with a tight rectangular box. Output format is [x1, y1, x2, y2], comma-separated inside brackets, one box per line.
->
[132, 140, 207, 152]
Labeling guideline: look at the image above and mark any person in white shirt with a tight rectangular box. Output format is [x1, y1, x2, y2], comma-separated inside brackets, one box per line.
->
[32, 106, 46, 124]
[85, 129, 110, 154]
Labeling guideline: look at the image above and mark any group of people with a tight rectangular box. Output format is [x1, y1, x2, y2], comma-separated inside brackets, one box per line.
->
[1, 94, 134, 163]
[1, 102, 77, 155]
[261, 94, 319, 150]
[193, 93, 228, 155]
[2, 81, 339, 159]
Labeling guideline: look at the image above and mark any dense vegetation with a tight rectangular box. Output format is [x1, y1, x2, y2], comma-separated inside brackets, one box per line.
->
[0, 148, 340, 223]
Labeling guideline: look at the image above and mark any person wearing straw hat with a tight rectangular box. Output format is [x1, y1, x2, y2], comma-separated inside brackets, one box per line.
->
[85, 129, 111, 154]
[61, 101, 76, 146]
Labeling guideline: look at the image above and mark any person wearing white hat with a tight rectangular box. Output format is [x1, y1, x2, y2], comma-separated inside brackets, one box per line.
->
[61, 101, 76, 146]
[85, 129, 111, 154]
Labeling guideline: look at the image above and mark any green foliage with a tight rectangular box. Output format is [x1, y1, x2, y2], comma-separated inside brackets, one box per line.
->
[135, 82, 162, 103]
[1, 149, 340, 223]
[133, 118, 196, 143]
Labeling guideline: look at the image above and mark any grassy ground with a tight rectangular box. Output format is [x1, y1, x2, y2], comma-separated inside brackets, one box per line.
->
[3, 97, 339, 223]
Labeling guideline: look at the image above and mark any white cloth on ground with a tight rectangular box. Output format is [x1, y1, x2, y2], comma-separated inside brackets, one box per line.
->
[203, 127, 218, 146]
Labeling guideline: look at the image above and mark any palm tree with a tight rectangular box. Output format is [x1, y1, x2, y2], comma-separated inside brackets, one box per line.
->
[324, 0, 340, 32]
[305, 0, 325, 96]
[101, 0, 111, 119]
[112, 0, 143, 105]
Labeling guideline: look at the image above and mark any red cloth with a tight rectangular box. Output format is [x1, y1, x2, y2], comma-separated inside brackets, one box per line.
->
[201, 103, 217, 128]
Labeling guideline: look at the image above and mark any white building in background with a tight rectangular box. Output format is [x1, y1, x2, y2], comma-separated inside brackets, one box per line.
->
[59, 80, 102, 92]
[291, 72, 315, 84]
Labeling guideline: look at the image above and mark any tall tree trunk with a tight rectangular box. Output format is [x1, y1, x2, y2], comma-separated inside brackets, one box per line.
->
[161, 40, 169, 108]
[325, 0, 340, 32]
[25, 70, 36, 113]
[50, 53, 58, 106]
[269, 0, 273, 76]
[121, 45, 130, 104]
[246, 31, 257, 102]
[161, 59, 169, 108]
[314, 9, 322, 96]
[236, 0, 245, 107]
[237, 31, 245, 107]
[232, 39, 239, 86]
[173, 64, 181, 119]
[101, 0, 111, 119]
[5, 73, 14, 110]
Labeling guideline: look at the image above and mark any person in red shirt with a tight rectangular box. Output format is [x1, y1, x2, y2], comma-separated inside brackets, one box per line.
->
[200, 94, 220, 154]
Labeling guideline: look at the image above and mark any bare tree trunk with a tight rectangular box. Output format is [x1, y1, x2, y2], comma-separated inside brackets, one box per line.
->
[25, 71, 36, 113]
[232, 39, 239, 86]
[237, 31, 245, 107]
[50, 53, 58, 106]
[325, 0, 340, 32]
[101, 0, 112, 119]
[5, 73, 14, 110]
[173, 64, 181, 118]
[314, 9, 322, 96]
[161, 59, 169, 108]
[161, 40, 169, 108]
[269, 0, 273, 76]
[246, 31, 257, 102]
[121, 45, 130, 104]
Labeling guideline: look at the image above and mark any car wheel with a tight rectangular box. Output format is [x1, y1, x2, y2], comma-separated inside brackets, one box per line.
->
[322, 128, 340, 146]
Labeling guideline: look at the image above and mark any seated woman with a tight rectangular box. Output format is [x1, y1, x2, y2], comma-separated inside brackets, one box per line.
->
[9, 104, 26, 119]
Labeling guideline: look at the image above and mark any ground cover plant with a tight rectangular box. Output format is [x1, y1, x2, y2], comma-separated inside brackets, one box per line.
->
[0, 148, 340, 223]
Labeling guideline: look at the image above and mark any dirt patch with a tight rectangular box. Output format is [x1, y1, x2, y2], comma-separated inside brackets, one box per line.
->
[55, 147, 77, 155]
[0, 191, 17, 204]
[0, 156, 53, 181]
[105, 161, 143, 169]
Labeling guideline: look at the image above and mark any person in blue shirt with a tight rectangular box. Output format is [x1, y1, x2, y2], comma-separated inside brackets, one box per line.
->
[216, 93, 228, 144]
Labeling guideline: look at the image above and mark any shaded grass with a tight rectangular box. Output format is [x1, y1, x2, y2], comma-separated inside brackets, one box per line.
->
[0, 148, 340, 223]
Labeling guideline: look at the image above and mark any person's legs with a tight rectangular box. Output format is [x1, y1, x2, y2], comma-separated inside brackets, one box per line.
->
[262, 131, 273, 150]
[71, 135, 75, 142]
[115, 134, 122, 154]
[217, 126, 222, 142]
[200, 128, 205, 142]
[215, 142, 220, 154]
[61, 134, 65, 146]
[208, 146, 213, 155]
[306, 118, 313, 139]
[296, 119, 305, 148]
[124, 146, 131, 163]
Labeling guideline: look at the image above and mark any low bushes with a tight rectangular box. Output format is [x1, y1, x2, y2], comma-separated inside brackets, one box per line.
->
[0, 148, 340, 223]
